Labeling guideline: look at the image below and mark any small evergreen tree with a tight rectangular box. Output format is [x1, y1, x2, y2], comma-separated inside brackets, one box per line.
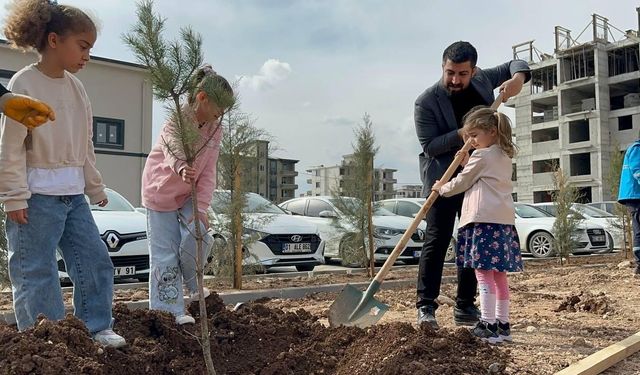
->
[123, 2, 235, 373]
[330, 113, 378, 276]
[606, 139, 632, 257]
[551, 166, 580, 265]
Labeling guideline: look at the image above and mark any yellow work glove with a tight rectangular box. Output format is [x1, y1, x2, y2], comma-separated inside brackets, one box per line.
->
[0, 93, 56, 129]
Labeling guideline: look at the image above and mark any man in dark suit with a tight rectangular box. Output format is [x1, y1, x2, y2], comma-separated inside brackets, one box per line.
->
[414, 41, 530, 328]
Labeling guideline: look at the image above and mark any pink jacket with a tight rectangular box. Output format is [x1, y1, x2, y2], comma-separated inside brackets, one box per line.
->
[438, 144, 515, 227]
[142, 112, 222, 214]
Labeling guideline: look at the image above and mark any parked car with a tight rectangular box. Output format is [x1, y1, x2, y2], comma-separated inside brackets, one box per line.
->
[57, 188, 149, 282]
[587, 201, 624, 215]
[279, 196, 428, 265]
[209, 191, 325, 271]
[515, 203, 609, 257]
[532, 202, 623, 250]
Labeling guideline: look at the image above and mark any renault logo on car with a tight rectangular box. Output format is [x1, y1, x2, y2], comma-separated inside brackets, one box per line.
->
[290, 235, 303, 243]
[105, 232, 120, 249]
[417, 229, 425, 241]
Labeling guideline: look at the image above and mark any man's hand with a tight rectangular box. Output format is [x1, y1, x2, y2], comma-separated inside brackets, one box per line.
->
[7, 208, 28, 224]
[1, 93, 55, 129]
[498, 72, 527, 102]
[180, 166, 196, 184]
[96, 198, 108, 207]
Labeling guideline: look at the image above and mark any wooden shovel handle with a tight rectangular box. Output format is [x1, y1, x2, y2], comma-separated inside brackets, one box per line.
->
[372, 93, 504, 284]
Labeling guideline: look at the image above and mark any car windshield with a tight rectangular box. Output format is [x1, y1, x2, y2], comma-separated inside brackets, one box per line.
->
[88, 189, 135, 212]
[333, 198, 395, 216]
[515, 204, 553, 218]
[211, 191, 286, 214]
[573, 204, 614, 218]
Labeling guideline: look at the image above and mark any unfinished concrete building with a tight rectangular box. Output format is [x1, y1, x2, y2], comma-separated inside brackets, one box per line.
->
[507, 10, 640, 203]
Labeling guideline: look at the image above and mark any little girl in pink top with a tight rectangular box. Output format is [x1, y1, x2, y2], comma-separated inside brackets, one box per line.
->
[432, 107, 523, 344]
[141, 65, 232, 325]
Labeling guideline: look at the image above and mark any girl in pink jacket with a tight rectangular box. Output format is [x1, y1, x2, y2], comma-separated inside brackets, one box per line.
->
[142, 65, 232, 325]
[433, 107, 523, 344]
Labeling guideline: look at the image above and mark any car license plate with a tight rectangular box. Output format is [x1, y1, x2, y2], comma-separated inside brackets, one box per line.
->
[414, 250, 421, 258]
[592, 235, 605, 243]
[282, 243, 311, 253]
[114, 266, 136, 276]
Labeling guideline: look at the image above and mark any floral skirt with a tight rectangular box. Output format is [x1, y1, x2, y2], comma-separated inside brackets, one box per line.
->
[456, 222, 523, 272]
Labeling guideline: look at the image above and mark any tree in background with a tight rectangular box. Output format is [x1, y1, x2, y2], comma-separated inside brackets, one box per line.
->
[330, 113, 378, 276]
[551, 166, 581, 265]
[123, 1, 235, 373]
[606, 139, 632, 257]
[211, 108, 271, 288]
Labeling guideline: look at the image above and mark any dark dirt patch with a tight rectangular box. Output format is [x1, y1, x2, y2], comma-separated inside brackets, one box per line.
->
[554, 291, 613, 315]
[1, 293, 508, 374]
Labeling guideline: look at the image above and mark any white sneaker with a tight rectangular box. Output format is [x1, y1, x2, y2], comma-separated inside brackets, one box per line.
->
[190, 287, 211, 301]
[176, 314, 196, 325]
[93, 329, 127, 348]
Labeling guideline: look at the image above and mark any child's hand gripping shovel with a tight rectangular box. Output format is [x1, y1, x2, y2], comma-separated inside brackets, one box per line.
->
[328, 94, 504, 328]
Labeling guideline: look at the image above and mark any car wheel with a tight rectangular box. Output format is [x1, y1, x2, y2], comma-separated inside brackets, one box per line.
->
[445, 237, 457, 263]
[595, 232, 614, 254]
[528, 231, 554, 258]
[295, 264, 315, 272]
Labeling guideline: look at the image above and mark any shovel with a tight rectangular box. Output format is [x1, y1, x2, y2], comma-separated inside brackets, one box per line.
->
[328, 94, 504, 328]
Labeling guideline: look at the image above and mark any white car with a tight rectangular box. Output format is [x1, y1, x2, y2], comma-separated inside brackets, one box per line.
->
[532, 202, 623, 251]
[279, 196, 427, 265]
[209, 191, 325, 271]
[515, 203, 609, 257]
[57, 188, 149, 282]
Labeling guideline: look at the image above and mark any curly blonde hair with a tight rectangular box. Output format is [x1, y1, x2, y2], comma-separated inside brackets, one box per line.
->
[462, 106, 518, 158]
[3, 0, 95, 52]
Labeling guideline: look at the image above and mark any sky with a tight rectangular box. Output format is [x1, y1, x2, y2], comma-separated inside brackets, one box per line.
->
[2, 0, 638, 195]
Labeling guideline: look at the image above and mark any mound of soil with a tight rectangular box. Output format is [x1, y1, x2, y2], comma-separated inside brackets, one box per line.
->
[554, 291, 612, 315]
[0, 293, 508, 374]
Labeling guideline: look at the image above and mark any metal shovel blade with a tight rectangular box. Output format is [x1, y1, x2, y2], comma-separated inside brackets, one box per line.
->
[328, 282, 389, 328]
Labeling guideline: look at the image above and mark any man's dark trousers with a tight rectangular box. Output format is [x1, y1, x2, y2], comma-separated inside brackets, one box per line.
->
[416, 192, 476, 309]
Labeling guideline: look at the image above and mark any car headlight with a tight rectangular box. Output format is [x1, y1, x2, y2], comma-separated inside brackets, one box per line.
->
[373, 226, 404, 239]
[243, 228, 269, 242]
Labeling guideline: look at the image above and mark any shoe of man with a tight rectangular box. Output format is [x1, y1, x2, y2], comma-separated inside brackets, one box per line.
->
[93, 329, 127, 348]
[453, 304, 480, 326]
[417, 305, 439, 329]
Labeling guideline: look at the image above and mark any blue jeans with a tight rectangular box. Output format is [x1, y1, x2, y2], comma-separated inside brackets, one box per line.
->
[147, 199, 212, 317]
[6, 194, 114, 333]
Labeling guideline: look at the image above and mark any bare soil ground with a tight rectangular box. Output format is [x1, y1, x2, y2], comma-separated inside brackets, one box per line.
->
[1, 252, 639, 374]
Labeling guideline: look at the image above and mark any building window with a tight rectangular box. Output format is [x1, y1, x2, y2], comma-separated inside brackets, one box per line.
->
[512, 193, 518, 202]
[576, 187, 592, 203]
[93, 117, 124, 149]
[531, 127, 559, 143]
[259, 165, 265, 171]
[315, 182, 320, 188]
[568, 119, 589, 143]
[533, 190, 554, 203]
[569, 153, 591, 176]
[618, 115, 633, 131]
[532, 159, 558, 174]
[511, 164, 517, 181]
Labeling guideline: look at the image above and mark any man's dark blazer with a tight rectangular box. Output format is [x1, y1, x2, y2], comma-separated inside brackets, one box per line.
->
[414, 60, 531, 196]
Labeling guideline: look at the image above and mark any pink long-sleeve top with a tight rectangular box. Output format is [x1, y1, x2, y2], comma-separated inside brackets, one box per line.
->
[142, 111, 222, 214]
